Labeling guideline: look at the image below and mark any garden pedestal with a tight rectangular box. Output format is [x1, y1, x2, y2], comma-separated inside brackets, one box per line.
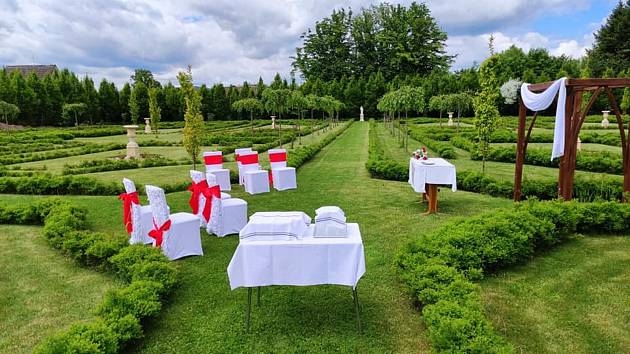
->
[447, 112, 454, 127]
[144, 118, 152, 133]
[123, 125, 140, 159]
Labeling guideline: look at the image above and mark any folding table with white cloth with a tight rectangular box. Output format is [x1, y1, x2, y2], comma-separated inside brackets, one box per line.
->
[408, 157, 457, 214]
[227, 211, 365, 332]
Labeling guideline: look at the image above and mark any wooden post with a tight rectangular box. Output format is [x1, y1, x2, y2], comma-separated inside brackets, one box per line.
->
[559, 88, 574, 200]
[423, 184, 439, 214]
[514, 100, 527, 201]
[605, 87, 630, 197]
[563, 92, 582, 201]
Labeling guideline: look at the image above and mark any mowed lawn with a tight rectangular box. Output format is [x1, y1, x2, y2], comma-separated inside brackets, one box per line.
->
[0, 225, 121, 353]
[482, 236, 630, 354]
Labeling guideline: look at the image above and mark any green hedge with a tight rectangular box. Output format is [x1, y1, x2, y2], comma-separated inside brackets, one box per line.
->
[0, 199, 177, 353]
[366, 120, 409, 181]
[397, 200, 630, 353]
[408, 128, 456, 159]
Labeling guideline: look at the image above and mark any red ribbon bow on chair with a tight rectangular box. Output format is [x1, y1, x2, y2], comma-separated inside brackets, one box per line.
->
[118, 191, 139, 234]
[188, 180, 209, 214]
[149, 219, 171, 248]
[200, 185, 221, 222]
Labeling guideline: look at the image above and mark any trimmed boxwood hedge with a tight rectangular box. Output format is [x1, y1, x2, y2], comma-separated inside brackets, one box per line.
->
[0, 199, 177, 353]
[397, 200, 630, 353]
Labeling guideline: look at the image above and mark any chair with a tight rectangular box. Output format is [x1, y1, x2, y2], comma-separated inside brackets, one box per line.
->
[203, 151, 231, 191]
[206, 174, 249, 237]
[189, 170, 231, 228]
[145, 185, 203, 260]
[119, 178, 154, 244]
[268, 148, 297, 191]
[235, 147, 253, 185]
[240, 151, 270, 195]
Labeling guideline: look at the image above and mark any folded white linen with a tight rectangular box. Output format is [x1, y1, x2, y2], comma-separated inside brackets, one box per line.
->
[314, 206, 347, 237]
[250, 211, 312, 225]
[239, 212, 310, 241]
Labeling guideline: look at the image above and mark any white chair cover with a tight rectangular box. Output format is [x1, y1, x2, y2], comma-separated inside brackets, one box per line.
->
[190, 170, 208, 227]
[206, 175, 248, 237]
[235, 147, 254, 185]
[122, 178, 153, 245]
[268, 148, 297, 191]
[145, 185, 203, 260]
[203, 151, 232, 191]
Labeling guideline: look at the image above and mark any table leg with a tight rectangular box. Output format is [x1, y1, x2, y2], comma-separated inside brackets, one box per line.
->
[423, 184, 438, 215]
[246, 287, 252, 332]
[352, 287, 362, 334]
[257, 286, 261, 306]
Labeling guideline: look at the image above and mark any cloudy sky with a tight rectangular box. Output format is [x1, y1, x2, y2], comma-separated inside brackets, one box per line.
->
[0, 0, 617, 87]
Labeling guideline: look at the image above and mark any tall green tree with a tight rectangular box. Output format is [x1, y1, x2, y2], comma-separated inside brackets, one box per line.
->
[587, 1, 630, 76]
[293, 2, 451, 81]
[162, 82, 181, 120]
[81, 76, 99, 124]
[287, 90, 308, 145]
[178, 67, 205, 169]
[473, 55, 501, 173]
[98, 79, 120, 123]
[119, 82, 132, 123]
[128, 85, 140, 124]
[148, 87, 161, 135]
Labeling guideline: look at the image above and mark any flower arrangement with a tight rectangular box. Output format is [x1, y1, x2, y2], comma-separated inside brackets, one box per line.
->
[412, 146, 428, 160]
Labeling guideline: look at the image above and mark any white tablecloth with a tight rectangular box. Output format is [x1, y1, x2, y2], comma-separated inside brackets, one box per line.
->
[408, 158, 457, 193]
[228, 223, 365, 289]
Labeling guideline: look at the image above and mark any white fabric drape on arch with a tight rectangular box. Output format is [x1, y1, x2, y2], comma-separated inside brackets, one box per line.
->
[520, 77, 567, 160]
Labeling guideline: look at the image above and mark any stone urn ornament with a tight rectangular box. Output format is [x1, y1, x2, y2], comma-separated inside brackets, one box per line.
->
[360, 106, 365, 122]
[271, 115, 276, 129]
[144, 117, 151, 133]
[123, 125, 140, 159]
[447, 112, 454, 127]
[601, 110, 610, 129]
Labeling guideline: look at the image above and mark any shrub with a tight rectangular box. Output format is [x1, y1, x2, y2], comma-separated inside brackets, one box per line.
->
[1, 199, 178, 353]
[397, 200, 630, 353]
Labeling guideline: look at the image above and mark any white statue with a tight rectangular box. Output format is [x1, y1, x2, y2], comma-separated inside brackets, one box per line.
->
[359, 106, 365, 122]
[271, 115, 276, 129]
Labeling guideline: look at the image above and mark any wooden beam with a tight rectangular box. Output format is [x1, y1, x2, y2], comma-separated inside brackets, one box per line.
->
[571, 88, 602, 144]
[527, 78, 630, 92]
[524, 112, 538, 152]
[514, 100, 527, 201]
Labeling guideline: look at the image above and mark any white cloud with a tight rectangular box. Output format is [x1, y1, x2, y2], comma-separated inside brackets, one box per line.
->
[0, 0, 603, 87]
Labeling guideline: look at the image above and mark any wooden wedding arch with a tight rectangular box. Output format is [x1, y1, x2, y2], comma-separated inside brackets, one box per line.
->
[513, 78, 630, 201]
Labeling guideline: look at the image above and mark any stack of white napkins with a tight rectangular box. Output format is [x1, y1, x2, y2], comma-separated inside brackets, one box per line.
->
[239, 211, 311, 241]
[314, 206, 347, 238]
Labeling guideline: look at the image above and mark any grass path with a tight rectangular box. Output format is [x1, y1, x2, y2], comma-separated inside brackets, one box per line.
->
[0, 225, 120, 353]
[130, 122, 511, 353]
[482, 236, 630, 354]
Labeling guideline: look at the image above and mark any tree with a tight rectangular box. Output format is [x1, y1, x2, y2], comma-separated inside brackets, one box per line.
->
[428, 95, 447, 127]
[148, 87, 161, 135]
[473, 56, 501, 174]
[62, 103, 87, 127]
[98, 79, 120, 123]
[162, 82, 181, 120]
[131, 68, 160, 88]
[621, 87, 630, 115]
[128, 85, 140, 124]
[587, 1, 630, 76]
[0, 100, 20, 132]
[287, 90, 308, 145]
[81, 76, 99, 124]
[119, 82, 131, 123]
[397, 86, 425, 150]
[178, 67, 205, 170]
[232, 98, 263, 134]
[451, 92, 473, 129]
[262, 89, 291, 147]
[293, 2, 451, 81]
